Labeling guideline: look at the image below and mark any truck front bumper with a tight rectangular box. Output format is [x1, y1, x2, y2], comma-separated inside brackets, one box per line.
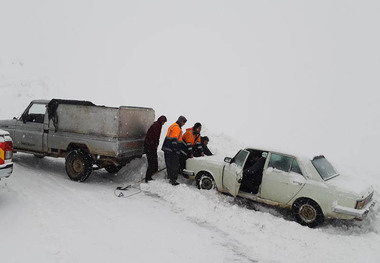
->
[333, 200, 376, 220]
[0, 163, 13, 179]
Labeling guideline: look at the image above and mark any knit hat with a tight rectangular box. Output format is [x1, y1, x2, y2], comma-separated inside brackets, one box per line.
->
[202, 136, 209, 142]
[158, 115, 167, 123]
[177, 116, 187, 124]
[194, 122, 202, 129]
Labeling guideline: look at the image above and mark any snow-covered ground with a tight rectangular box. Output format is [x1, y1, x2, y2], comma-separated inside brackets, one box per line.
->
[1, 1, 380, 262]
[0, 135, 379, 262]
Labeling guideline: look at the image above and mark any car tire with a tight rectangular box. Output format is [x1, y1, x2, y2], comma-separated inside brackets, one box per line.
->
[197, 173, 215, 190]
[104, 165, 122, 174]
[34, 154, 45, 158]
[292, 198, 324, 227]
[65, 150, 93, 182]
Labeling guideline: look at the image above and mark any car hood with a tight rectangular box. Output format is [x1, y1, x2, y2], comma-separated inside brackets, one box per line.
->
[325, 174, 374, 199]
[189, 155, 225, 166]
[0, 129, 9, 136]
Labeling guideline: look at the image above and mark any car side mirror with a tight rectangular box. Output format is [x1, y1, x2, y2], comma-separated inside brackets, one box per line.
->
[224, 157, 232, 163]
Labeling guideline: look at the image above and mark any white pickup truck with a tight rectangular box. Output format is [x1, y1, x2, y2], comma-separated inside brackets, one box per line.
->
[0, 129, 13, 180]
[0, 99, 154, 182]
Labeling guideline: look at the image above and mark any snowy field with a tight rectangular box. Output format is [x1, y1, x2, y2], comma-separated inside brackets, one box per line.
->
[0, 136, 379, 263]
[1, 1, 380, 262]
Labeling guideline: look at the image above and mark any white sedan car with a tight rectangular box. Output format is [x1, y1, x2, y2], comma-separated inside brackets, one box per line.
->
[186, 148, 375, 227]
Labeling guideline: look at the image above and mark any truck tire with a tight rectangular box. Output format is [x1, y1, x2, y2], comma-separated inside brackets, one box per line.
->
[104, 165, 122, 174]
[65, 150, 93, 182]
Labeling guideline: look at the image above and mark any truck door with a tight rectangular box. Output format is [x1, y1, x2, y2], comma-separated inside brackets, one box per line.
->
[14, 102, 47, 152]
[222, 149, 250, 197]
[260, 153, 306, 204]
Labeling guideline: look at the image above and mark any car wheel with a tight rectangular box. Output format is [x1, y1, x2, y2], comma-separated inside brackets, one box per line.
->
[65, 150, 93, 182]
[34, 154, 45, 158]
[104, 165, 122, 174]
[197, 173, 215, 190]
[292, 198, 324, 227]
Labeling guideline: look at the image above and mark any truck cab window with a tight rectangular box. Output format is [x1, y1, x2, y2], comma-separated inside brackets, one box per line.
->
[25, 104, 46, 123]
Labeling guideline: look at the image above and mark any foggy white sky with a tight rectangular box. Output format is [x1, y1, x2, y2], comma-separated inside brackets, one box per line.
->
[1, 0, 379, 173]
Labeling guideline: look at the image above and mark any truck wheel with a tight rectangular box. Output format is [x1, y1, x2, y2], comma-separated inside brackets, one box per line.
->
[292, 198, 324, 227]
[104, 165, 122, 174]
[65, 150, 93, 182]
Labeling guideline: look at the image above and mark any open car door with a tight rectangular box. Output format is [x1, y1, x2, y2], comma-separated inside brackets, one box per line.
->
[222, 149, 250, 197]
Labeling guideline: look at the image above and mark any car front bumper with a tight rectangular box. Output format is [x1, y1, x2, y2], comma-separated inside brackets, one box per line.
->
[333, 200, 376, 220]
[0, 163, 13, 179]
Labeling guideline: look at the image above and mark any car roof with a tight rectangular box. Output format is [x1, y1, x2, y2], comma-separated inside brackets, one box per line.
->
[31, 99, 50, 104]
[244, 146, 314, 161]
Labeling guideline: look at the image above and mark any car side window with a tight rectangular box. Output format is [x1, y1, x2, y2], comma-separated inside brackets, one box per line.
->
[290, 159, 302, 175]
[268, 153, 293, 173]
[232, 150, 250, 168]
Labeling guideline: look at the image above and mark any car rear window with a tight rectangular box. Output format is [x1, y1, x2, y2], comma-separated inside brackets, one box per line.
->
[312, 156, 339, 180]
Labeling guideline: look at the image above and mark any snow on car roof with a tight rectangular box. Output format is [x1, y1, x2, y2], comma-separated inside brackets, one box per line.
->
[245, 145, 315, 160]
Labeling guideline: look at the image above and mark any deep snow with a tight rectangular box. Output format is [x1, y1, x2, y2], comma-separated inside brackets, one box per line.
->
[0, 135, 379, 262]
[1, 1, 380, 262]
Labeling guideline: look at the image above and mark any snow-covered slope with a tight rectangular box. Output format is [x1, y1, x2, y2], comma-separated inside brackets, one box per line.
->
[0, 133, 379, 262]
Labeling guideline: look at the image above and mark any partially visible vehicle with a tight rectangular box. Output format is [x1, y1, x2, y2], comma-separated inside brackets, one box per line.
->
[0, 129, 13, 180]
[0, 99, 154, 182]
[186, 147, 375, 227]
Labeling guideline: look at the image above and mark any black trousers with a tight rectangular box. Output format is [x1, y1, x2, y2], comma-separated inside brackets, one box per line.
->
[145, 150, 158, 179]
[164, 152, 179, 183]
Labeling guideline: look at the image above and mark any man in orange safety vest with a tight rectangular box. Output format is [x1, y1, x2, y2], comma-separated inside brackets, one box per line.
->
[161, 116, 187, 186]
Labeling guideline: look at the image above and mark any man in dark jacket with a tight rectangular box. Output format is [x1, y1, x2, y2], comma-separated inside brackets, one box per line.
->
[241, 152, 266, 194]
[200, 136, 213, 156]
[144, 115, 167, 182]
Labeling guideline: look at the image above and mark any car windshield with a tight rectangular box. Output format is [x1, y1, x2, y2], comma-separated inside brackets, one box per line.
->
[311, 156, 339, 180]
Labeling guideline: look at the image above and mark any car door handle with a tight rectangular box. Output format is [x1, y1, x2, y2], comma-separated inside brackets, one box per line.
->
[292, 181, 303, 185]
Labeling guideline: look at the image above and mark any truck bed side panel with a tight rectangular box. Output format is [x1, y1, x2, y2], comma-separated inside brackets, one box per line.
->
[53, 105, 119, 137]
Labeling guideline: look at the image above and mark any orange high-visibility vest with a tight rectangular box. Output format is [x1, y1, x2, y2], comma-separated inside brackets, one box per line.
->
[166, 123, 183, 142]
[182, 127, 201, 146]
[162, 122, 184, 153]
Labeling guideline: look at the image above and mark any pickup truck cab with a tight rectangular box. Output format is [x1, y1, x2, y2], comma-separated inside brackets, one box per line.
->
[0, 99, 154, 182]
[0, 129, 13, 180]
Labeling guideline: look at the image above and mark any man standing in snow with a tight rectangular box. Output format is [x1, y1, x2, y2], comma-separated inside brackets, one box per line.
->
[144, 115, 167, 183]
[162, 116, 187, 186]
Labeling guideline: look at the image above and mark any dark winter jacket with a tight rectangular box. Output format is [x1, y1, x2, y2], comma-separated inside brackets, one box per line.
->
[144, 116, 166, 152]
[243, 157, 266, 184]
[195, 136, 212, 156]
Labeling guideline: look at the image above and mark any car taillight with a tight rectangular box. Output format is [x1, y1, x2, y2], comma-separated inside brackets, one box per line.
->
[5, 140, 13, 160]
[0, 141, 4, 165]
[356, 192, 374, 209]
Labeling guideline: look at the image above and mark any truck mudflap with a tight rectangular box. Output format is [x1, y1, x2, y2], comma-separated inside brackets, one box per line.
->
[333, 200, 376, 220]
